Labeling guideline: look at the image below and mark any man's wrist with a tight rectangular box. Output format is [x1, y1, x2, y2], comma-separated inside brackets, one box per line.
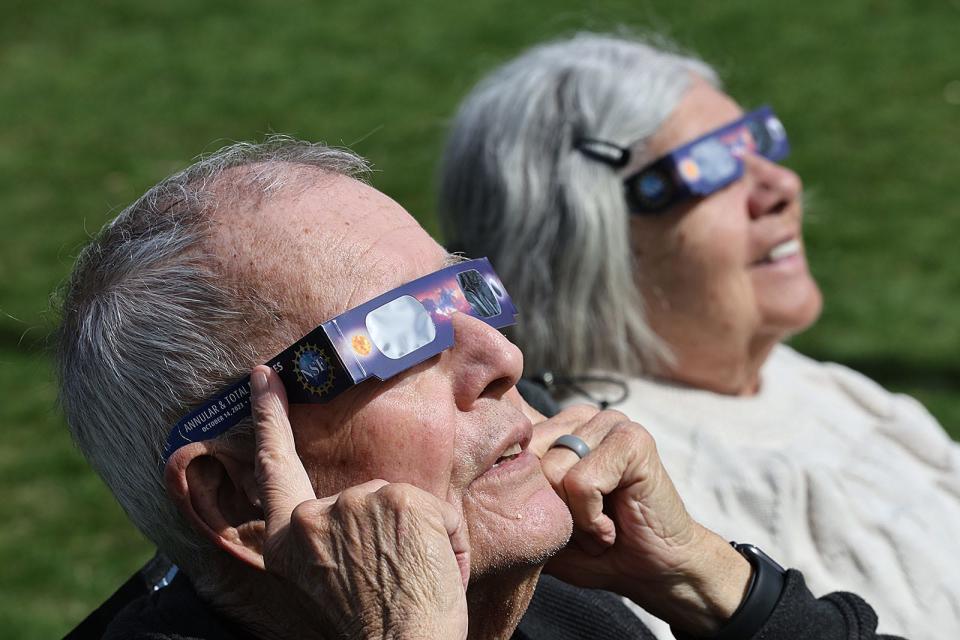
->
[671, 541, 786, 640]
[621, 527, 752, 636]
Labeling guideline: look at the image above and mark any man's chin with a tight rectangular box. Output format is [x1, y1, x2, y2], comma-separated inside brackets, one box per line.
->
[464, 481, 573, 580]
[462, 491, 572, 640]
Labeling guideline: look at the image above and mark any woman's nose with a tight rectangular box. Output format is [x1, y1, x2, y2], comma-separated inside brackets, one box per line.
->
[744, 154, 802, 218]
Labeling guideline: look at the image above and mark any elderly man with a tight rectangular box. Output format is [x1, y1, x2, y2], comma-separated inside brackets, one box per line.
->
[57, 138, 902, 639]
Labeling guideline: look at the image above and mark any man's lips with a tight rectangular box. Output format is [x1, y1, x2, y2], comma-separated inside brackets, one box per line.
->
[478, 450, 539, 481]
[492, 441, 523, 467]
[473, 418, 533, 481]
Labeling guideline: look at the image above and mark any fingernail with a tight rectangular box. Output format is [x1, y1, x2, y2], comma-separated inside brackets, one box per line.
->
[251, 369, 268, 394]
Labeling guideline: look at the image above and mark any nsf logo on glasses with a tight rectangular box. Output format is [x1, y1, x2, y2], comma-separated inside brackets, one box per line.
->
[294, 344, 335, 397]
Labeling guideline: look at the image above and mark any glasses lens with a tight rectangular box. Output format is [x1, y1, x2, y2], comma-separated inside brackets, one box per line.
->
[457, 269, 502, 318]
[626, 167, 676, 212]
[365, 295, 437, 359]
[690, 138, 737, 183]
[641, 172, 666, 199]
[747, 119, 773, 155]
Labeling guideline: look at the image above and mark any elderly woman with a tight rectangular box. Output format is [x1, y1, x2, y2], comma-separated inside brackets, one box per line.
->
[438, 33, 960, 640]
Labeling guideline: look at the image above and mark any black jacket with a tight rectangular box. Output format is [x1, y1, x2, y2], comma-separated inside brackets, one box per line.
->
[91, 569, 905, 640]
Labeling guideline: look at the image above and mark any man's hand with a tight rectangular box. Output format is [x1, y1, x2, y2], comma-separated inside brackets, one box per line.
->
[250, 365, 470, 639]
[534, 407, 751, 636]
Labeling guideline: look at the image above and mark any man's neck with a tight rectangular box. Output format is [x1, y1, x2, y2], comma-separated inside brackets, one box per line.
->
[466, 566, 542, 639]
[203, 562, 542, 639]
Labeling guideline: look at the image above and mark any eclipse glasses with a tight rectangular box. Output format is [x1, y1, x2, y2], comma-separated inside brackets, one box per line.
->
[576, 106, 789, 214]
[162, 258, 517, 463]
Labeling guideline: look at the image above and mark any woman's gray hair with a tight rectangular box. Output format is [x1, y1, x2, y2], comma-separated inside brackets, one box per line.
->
[54, 136, 368, 589]
[438, 33, 719, 377]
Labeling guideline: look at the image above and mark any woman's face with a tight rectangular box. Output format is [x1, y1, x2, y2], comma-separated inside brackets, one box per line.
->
[628, 82, 822, 378]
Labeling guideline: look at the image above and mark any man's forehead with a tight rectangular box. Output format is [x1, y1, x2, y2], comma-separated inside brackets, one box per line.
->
[208, 170, 444, 329]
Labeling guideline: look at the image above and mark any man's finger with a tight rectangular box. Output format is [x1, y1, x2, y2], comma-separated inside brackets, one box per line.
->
[529, 404, 600, 458]
[562, 423, 651, 550]
[436, 499, 471, 590]
[538, 406, 612, 499]
[541, 412, 635, 550]
[563, 455, 619, 552]
[250, 365, 316, 536]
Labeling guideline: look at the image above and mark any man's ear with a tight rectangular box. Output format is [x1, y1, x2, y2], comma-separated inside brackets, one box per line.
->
[165, 442, 266, 571]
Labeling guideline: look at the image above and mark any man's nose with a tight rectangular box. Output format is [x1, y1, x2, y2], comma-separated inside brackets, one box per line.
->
[446, 312, 524, 410]
[744, 154, 802, 219]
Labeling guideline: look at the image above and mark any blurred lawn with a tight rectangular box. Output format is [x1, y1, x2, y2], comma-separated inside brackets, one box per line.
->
[1, 1, 958, 637]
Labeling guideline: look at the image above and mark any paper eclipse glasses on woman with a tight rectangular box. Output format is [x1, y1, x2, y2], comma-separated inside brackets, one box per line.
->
[575, 106, 790, 214]
[161, 258, 517, 463]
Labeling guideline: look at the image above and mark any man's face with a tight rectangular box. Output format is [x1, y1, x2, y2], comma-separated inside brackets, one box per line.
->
[213, 171, 572, 577]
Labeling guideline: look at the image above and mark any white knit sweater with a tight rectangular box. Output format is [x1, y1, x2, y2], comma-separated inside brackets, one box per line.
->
[560, 344, 960, 640]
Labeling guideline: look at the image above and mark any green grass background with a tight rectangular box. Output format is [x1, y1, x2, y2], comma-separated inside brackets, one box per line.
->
[1, 1, 958, 637]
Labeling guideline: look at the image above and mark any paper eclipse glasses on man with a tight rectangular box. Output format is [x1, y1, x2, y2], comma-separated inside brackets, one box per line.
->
[576, 105, 790, 213]
[162, 258, 517, 463]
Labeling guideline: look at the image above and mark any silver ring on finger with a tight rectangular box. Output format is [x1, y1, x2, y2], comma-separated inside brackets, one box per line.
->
[550, 434, 591, 459]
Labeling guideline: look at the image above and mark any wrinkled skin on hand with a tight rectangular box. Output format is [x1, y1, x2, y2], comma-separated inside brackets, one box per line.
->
[531, 406, 749, 635]
[250, 365, 470, 639]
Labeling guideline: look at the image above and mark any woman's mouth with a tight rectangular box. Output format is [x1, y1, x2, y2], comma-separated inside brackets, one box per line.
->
[755, 238, 801, 265]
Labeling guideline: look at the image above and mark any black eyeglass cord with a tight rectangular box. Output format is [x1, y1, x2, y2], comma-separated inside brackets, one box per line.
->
[534, 371, 630, 410]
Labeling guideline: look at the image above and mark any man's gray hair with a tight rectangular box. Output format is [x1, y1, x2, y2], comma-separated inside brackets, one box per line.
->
[438, 33, 718, 377]
[54, 137, 368, 585]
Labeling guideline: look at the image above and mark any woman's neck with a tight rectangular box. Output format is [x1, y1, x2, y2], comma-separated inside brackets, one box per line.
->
[654, 335, 778, 396]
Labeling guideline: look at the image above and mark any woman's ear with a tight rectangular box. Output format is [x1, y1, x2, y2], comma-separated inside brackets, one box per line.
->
[165, 442, 266, 571]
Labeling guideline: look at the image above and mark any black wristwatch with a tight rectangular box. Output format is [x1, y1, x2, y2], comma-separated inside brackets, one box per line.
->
[673, 541, 786, 640]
